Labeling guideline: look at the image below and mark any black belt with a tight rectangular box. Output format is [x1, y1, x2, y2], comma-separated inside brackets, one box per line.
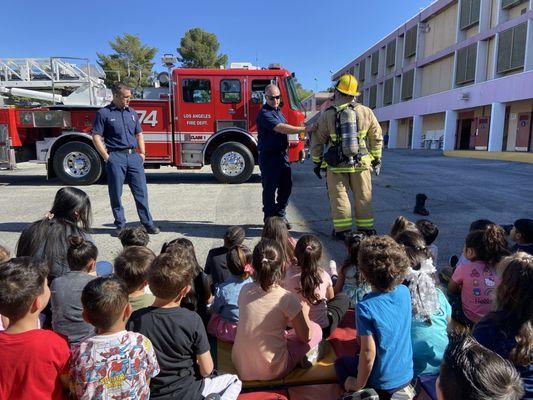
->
[109, 148, 136, 154]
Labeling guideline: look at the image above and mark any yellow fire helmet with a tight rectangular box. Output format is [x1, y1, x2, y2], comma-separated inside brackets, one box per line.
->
[335, 74, 360, 96]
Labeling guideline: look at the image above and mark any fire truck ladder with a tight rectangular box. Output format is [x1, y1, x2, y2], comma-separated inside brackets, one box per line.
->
[0, 57, 109, 106]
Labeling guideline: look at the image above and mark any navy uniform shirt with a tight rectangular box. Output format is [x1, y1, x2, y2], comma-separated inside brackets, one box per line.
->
[256, 104, 288, 153]
[92, 103, 142, 150]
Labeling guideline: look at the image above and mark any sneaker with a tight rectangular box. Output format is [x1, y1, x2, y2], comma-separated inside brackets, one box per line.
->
[111, 227, 123, 237]
[338, 389, 379, 400]
[391, 385, 416, 399]
[145, 225, 160, 234]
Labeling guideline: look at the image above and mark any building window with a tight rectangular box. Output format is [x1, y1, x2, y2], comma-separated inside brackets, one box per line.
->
[501, 0, 527, 9]
[359, 59, 366, 82]
[455, 43, 477, 85]
[369, 85, 377, 108]
[371, 51, 379, 75]
[383, 78, 394, 105]
[460, 0, 480, 30]
[404, 26, 418, 58]
[386, 40, 396, 67]
[220, 79, 241, 103]
[401, 69, 414, 100]
[182, 79, 211, 103]
[497, 23, 527, 73]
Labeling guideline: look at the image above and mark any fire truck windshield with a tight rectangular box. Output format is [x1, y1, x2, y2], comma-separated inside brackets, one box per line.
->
[285, 76, 304, 111]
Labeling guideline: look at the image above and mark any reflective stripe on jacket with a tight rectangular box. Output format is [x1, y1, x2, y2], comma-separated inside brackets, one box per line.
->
[310, 102, 383, 173]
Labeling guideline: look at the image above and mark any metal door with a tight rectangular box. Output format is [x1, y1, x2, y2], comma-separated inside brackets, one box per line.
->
[474, 117, 490, 150]
[515, 112, 531, 152]
[215, 77, 247, 132]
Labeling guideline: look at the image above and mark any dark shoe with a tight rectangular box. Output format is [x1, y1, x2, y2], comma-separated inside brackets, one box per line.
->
[111, 227, 123, 237]
[332, 230, 351, 241]
[413, 193, 430, 216]
[145, 225, 160, 234]
[356, 229, 377, 236]
[449, 255, 459, 269]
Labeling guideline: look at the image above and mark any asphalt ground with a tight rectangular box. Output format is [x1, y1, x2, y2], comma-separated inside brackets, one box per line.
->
[1, 149, 532, 269]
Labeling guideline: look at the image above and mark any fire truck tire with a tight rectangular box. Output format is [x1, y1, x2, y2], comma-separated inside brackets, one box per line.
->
[53, 141, 103, 185]
[211, 142, 254, 184]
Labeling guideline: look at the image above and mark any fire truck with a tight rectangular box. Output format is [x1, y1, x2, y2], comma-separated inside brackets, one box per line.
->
[0, 57, 306, 185]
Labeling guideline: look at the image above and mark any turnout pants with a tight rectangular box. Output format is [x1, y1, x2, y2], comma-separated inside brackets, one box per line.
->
[106, 151, 154, 229]
[326, 168, 373, 232]
[259, 151, 292, 220]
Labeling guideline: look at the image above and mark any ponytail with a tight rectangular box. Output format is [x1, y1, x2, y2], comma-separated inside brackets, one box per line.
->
[252, 239, 284, 291]
[67, 235, 98, 271]
[295, 235, 323, 304]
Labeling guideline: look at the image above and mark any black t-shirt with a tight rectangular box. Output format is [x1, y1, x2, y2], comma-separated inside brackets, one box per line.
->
[127, 306, 210, 400]
[205, 247, 231, 287]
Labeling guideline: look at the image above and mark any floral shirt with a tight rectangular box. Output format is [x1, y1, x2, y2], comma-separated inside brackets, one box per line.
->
[70, 330, 159, 400]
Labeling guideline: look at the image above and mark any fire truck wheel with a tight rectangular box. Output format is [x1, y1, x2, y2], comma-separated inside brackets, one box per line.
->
[53, 141, 103, 185]
[211, 142, 254, 184]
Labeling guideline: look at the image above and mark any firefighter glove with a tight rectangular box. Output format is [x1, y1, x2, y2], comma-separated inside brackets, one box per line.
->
[371, 158, 382, 176]
[313, 163, 323, 180]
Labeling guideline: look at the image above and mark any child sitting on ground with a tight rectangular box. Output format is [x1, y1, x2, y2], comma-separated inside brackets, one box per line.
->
[128, 252, 242, 400]
[71, 276, 159, 399]
[440, 219, 494, 284]
[415, 219, 439, 268]
[114, 245, 156, 311]
[395, 230, 451, 377]
[284, 234, 349, 338]
[448, 224, 510, 326]
[161, 238, 212, 324]
[205, 226, 246, 288]
[510, 218, 533, 255]
[334, 233, 371, 308]
[118, 225, 150, 248]
[51, 235, 97, 345]
[262, 216, 297, 268]
[232, 239, 322, 381]
[335, 235, 415, 399]
[0, 244, 11, 331]
[436, 333, 524, 400]
[207, 244, 253, 343]
[472, 252, 533, 398]
[0, 257, 70, 399]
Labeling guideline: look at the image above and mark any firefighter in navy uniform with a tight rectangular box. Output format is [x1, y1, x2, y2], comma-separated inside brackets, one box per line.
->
[256, 84, 313, 228]
[310, 74, 382, 240]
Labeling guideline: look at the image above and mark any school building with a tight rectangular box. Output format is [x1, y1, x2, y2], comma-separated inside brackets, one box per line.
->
[333, 0, 533, 155]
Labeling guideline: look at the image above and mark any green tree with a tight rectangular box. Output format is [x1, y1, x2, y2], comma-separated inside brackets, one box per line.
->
[97, 33, 157, 89]
[177, 28, 228, 68]
[294, 79, 313, 102]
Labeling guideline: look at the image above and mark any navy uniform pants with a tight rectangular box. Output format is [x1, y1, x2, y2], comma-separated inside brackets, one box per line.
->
[106, 151, 154, 229]
[259, 150, 292, 220]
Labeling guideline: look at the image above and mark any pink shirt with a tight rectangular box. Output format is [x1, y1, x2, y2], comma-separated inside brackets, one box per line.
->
[452, 260, 500, 323]
[282, 265, 332, 328]
[232, 282, 302, 381]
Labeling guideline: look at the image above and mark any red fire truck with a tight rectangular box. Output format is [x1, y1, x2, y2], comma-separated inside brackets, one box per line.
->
[0, 62, 305, 184]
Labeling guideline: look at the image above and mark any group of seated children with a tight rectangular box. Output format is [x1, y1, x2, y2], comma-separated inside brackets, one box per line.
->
[0, 199, 532, 400]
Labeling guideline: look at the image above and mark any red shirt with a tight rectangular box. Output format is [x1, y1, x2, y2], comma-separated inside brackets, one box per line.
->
[0, 329, 70, 400]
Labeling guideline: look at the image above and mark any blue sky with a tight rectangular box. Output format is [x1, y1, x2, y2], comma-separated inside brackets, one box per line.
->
[1, 0, 430, 91]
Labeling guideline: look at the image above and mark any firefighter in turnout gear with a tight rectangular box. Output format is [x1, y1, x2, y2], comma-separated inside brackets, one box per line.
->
[310, 74, 382, 240]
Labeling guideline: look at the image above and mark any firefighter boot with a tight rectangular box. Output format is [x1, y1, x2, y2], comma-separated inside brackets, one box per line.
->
[413, 193, 429, 216]
[356, 228, 377, 236]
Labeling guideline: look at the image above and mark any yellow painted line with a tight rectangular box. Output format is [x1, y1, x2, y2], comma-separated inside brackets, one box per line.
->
[443, 150, 533, 164]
